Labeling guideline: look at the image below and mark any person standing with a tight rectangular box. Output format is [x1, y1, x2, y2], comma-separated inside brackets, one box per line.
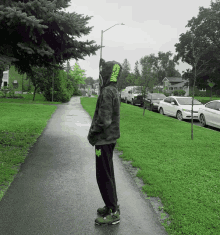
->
[87, 58, 122, 225]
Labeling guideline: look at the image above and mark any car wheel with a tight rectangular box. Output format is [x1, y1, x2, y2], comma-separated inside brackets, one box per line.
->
[176, 111, 183, 121]
[159, 108, 164, 115]
[131, 99, 134, 105]
[150, 104, 153, 111]
[199, 114, 206, 127]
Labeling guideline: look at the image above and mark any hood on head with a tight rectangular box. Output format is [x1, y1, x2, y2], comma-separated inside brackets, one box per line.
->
[99, 58, 122, 90]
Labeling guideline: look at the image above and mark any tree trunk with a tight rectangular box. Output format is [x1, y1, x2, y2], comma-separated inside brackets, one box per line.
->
[143, 101, 146, 116]
[33, 85, 38, 101]
[0, 69, 4, 90]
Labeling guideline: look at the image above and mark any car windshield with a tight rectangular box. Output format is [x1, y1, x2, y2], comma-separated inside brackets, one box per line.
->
[133, 87, 143, 93]
[175, 98, 202, 105]
[151, 94, 166, 100]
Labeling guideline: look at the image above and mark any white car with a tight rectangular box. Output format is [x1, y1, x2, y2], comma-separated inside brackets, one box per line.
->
[198, 100, 220, 129]
[158, 96, 205, 121]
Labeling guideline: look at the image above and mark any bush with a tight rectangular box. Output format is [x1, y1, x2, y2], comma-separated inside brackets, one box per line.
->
[0, 86, 8, 97]
[74, 89, 82, 96]
[163, 91, 170, 97]
[55, 88, 71, 102]
[198, 91, 206, 97]
[189, 90, 206, 97]
[8, 83, 16, 97]
[173, 89, 186, 96]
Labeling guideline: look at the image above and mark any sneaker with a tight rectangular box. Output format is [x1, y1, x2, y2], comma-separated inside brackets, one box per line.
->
[97, 205, 120, 216]
[95, 208, 120, 225]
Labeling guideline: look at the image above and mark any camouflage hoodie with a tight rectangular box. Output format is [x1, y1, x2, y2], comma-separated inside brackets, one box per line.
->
[87, 59, 122, 146]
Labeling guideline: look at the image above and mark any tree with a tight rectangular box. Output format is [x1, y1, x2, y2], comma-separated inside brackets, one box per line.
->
[65, 60, 71, 79]
[138, 55, 158, 116]
[174, 1, 220, 91]
[68, 62, 87, 89]
[125, 72, 137, 86]
[175, 26, 213, 140]
[84, 76, 95, 87]
[155, 51, 181, 83]
[137, 52, 180, 93]
[0, 0, 101, 89]
[117, 59, 131, 104]
[26, 63, 60, 101]
[133, 60, 141, 85]
[189, 33, 213, 140]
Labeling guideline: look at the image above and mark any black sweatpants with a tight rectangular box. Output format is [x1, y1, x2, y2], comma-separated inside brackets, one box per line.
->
[95, 143, 118, 212]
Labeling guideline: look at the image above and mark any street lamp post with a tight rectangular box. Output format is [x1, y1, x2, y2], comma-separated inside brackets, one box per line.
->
[99, 23, 125, 95]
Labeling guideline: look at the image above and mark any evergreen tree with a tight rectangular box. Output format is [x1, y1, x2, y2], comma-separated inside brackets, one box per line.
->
[134, 60, 141, 84]
[137, 55, 158, 115]
[117, 58, 131, 93]
[0, 0, 101, 88]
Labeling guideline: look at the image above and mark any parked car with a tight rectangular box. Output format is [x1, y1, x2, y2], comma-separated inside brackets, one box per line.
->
[158, 96, 205, 121]
[133, 95, 145, 106]
[121, 86, 143, 104]
[144, 93, 167, 111]
[120, 86, 135, 102]
[198, 100, 220, 129]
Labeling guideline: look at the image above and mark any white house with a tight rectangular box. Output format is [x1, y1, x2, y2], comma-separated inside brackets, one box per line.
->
[1, 66, 9, 88]
[162, 77, 190, 96]
[162, 77, 207, 96]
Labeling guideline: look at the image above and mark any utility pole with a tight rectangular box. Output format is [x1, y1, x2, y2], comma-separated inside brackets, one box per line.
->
[99, 23, 125, 96]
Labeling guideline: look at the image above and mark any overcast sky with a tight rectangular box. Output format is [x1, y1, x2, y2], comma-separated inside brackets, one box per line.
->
[62, 0, 213, 81]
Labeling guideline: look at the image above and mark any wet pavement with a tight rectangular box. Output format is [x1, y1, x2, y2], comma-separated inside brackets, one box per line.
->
[0, 96, 168, 235]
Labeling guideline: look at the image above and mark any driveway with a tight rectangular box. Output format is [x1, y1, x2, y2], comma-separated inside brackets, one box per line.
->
[0, 96, 168, 235]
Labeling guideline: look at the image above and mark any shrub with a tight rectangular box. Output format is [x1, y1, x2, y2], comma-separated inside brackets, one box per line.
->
[8, 83, 16, 97]
[198, 91, 206, 97]
[163, 91, 170, 97]
[0, 86, 8, 97]
[173, 89, 186, 96]
[74, 89, 82, 96]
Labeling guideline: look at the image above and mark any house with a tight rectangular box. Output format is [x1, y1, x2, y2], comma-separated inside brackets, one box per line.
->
[1, 65, 30, 93]
[93, 83, 99, 90]
[162, 77, 190, 96]
[1, 65, 10, 88]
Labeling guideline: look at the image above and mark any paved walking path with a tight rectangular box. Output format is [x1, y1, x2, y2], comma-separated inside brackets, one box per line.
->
[0, 96, 168, 235]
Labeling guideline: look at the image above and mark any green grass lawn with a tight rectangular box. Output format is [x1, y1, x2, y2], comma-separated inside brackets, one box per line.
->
[0, 93, 63, 105]
[81, 96, 220, 235]
[0, 93, 61, 200]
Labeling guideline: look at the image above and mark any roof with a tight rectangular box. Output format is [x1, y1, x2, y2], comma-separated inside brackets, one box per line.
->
[162, 77, 189, 83]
